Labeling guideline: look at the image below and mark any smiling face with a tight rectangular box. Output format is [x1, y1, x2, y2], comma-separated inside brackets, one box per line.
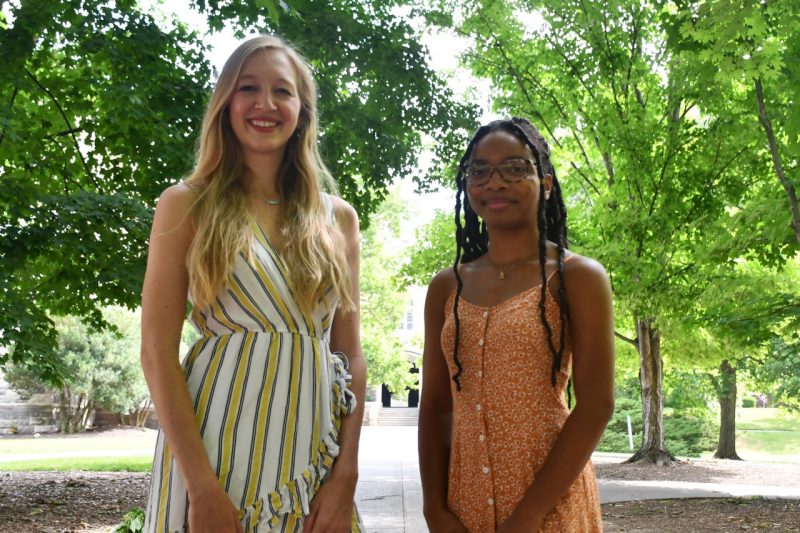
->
[466, 130, 552, 230]
[227, 48, 303, 162]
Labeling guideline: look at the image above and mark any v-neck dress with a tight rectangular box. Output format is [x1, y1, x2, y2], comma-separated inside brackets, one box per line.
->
[145, 196, 364, 532]
[441, 263, 603, 532]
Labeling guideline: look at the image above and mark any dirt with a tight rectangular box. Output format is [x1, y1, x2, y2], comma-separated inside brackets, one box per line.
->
[0, 454, 798, 532]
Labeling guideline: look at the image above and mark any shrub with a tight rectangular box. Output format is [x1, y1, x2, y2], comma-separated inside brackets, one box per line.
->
[113, 508, 145, 533]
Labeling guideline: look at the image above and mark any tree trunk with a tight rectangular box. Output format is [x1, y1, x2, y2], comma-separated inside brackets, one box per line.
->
[714, 359, 742, 460]
[755, 78, 800, 244]
[626, 318, 677, 465]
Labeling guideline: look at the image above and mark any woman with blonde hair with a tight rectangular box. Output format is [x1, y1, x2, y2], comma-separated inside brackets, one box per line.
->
[141, 35, 366, 532]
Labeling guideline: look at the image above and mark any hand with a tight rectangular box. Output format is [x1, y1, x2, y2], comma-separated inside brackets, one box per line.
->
[425, 508, 469, 533]
[496, 509, 544, 533]
[187, 483, 244, 533]
[303, 474, 357, 533]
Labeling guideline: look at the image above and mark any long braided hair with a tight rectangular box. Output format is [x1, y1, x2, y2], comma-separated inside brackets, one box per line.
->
[451, 118, 571, 394]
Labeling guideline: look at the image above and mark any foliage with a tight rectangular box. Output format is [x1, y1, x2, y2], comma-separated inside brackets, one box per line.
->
[672, 0, 800, 246]
[598, 374, 717, 457]
[113, 508, 145, 533]
[0, 0, 212, 383]
[4, 308, 149, 433]
[192, 0, 479, 205]
[400, 209, 455, 288]
[418, 0, 800, 461]
[1, 0, 478, 386]
[360, 190, 417, 393]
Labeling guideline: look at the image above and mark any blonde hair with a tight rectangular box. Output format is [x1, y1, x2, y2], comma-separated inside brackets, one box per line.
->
[184, 35, 354, 313]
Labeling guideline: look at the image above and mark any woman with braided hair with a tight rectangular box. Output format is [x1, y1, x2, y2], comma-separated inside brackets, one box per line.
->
[419, 118, 614, 532]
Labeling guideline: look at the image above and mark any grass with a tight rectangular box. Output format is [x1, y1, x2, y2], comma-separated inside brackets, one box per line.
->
[0, 431, 156, 455]
[0, 455, 152, 472]
[735, 408, 800, 460]
[737, 408, 800, 431]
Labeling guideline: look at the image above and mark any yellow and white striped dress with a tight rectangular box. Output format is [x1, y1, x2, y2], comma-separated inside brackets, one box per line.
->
[145, 203, 364, 532]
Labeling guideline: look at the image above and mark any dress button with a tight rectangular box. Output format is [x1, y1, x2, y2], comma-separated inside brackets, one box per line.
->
[482, 310, 488, 318]
[477, 370, 483, 378]
[479, 434, 485, 442]
[482, 466, 490, 474]
[478, 338, 484, 346]
[488, 498, 494, 506]
[475, 403, 482, 412]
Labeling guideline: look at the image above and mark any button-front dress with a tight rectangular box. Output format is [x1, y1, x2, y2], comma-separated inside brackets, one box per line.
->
[144, 198, 363, 532]
[441, 265, 603, 532]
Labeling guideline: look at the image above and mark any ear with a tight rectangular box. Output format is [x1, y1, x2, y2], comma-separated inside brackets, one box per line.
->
[543, 174, 554, 201]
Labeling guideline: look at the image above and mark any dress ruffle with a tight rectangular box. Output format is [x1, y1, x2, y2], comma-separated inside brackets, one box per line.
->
[239, 352, 357, 530]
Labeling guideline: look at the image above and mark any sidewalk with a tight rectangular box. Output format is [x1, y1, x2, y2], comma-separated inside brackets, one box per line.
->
[356, 426, 800, 532]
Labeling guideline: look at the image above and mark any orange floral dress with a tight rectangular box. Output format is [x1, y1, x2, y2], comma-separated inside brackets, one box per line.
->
[441, 271, 603, 532]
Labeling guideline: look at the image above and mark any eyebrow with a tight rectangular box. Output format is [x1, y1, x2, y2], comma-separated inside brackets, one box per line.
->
[470, 156, 529, 164]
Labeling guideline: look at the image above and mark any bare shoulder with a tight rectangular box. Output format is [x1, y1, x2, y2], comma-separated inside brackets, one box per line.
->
[329, 195, 359, 234]
[426, 267, 457, 310]
[563, 252, 609, 285]
[156, 182, 197, 215]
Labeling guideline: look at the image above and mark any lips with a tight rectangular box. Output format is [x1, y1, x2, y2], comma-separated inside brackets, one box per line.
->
[485, 198, 512, 209]
[248, 118, 281, 131]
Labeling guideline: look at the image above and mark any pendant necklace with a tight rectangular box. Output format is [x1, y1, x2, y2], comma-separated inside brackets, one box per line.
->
[264, 199, 280, 206]
[486, 252, 537, 281]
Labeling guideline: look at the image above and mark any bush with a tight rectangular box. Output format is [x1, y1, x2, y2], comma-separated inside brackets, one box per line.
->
[596, 375, 719, 457]
[741, 397, 755, 408]
[113, 508, 145, 533]
[664, 410, 718, 457]
[5, 307, 150, 432]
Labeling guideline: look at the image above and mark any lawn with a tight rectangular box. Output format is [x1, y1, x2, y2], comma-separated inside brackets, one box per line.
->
[0, 428, 157, 472]
[0, 430, 156, 455]
[736, 408, 800, 460]
[0, 455, 152, 472]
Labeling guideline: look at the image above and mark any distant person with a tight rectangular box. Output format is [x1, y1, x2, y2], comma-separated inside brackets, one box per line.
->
[418, 118, 615, 532]
[140, 35, 365, 532]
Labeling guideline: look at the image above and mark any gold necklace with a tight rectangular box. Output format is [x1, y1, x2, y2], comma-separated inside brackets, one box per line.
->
[485, 252, 537, 281]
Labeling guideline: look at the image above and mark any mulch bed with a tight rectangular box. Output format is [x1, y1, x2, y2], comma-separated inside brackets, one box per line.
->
[0, 466, 799, 532]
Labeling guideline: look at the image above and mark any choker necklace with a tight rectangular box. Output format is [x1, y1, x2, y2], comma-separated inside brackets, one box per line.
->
[264, 199, 280, 206]
[486, 252, 536, 281]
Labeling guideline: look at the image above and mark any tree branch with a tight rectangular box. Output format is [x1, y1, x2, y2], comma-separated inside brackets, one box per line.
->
[755, 77, 800, 244]
[615, 330, 638, 348]
[0, 86, 19, 149]
[25, 68, 104, 194]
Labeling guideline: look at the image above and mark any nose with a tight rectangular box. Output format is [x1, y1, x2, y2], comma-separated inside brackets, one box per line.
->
[254, 93, 277, 111]
[483, 168, 507, 189]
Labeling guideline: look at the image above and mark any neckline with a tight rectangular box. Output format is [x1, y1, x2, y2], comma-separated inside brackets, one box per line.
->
[449, 284, 551, 310]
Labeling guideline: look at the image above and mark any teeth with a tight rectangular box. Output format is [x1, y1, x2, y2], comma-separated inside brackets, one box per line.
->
[251, 119, 277, 127]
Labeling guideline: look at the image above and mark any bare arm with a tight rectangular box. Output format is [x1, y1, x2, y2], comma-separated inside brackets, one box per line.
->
[499, 255, 615, 530]
[418, 270, 467, 532]
[140, 184, 242, 533]
[305, 197, 366, 533]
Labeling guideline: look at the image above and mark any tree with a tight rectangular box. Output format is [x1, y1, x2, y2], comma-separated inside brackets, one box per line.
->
[673, 0, 800, 245]
[697, 258, 800, 457]
[399, 209, 455, 288]
[360, 190, 418, 394]
[1, 0, 212, 382]
[1, 0, 478, 383]
[191, 0, 478, 209]
[423, 0, 764, 464]
[4, 307, 150, 433]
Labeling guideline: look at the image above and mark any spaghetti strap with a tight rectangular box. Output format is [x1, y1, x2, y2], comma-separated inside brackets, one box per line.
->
[545, 252, 576, 284]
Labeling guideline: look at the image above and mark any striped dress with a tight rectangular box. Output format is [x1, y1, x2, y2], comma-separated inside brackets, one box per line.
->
[145, 202, 364, 532]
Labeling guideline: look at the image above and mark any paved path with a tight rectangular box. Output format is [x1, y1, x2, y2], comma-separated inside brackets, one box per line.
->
[356, 426, 800, 532]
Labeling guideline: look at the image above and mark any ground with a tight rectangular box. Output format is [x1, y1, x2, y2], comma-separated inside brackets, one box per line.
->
[1, 459, 799, 532]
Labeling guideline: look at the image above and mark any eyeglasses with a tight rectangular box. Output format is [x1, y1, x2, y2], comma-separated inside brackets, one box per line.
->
[462, 158, 536, 186]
